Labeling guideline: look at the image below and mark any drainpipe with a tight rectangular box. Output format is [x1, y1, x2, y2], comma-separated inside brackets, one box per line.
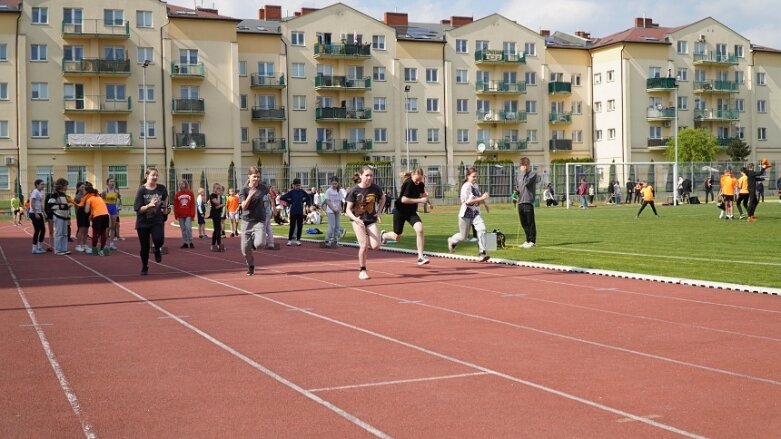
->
[160, 20, 170, 179]
[14, 10, 21, 196]
[441, 42, 448, 168]
[282, 38, 290, 167]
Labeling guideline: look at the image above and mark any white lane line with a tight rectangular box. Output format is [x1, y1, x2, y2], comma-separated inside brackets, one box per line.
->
[67, 256, 391, 439]
[308, 372, 489, 393]
[0, 245, 97, 439]
[19, 323, 53, 327]
[545, 246, 781, 268]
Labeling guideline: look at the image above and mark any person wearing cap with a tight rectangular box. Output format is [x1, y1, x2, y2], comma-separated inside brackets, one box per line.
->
[279, 178, 311, 246]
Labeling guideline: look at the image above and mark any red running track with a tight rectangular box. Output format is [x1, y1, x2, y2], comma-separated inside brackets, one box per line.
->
[1, 222, 779, 438]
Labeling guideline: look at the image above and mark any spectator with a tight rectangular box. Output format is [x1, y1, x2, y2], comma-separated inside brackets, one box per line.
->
[704, 177, 714, 203]
[280, 178, 311, 246]
[625, 179, 634, 204]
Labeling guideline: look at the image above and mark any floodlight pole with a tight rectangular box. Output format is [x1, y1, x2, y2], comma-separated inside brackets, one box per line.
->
[404, 85, 411, 168]
[142, 59, 150, 171]
[673, 79, 679, 206]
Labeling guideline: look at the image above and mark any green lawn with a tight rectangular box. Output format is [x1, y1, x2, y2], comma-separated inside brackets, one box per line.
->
[342, 200, 781, 289]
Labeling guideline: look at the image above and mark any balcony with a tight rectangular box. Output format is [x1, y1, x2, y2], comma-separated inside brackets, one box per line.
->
[646, 107, 677, 121]
[693, 53, 739, 66]
[251, 107, 286, 121]
[717, 137, 742, 147]
[474, 50, 525, 65]
[173, 132, 206, 149]
[549, 139, 573, 151]
[251, 138, 286, 153]
[62, 58, 131, 76]
[475, 81, 526, 95]
[548, 112, 573, 125]
[316, 139, 373, 153]
[476, 110, 527, 125]
[171, 63, 205, 79]
[61, 19, 130, 39]
[315, 107, 372, 122]
[478, 139, 528, 152]
[172, 98, 205, 115]
[647, 137, 673, 148]
[64, 132, 133, 149]
[64, 95, 132, 113]
[250, 74, 286, 88]
[548, 81, 572, 95]
[313, 43, 371, 59]
[314, 75, 371, 91]
[646, 77, 677, 91]
[693, 80, 740, 94]
[694, 108, 739, 122]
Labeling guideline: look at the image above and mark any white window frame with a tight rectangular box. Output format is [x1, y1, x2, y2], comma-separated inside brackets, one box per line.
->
[139, 121, 156, 138]
[239, 94, 248, 110]
[406, 97, 418, 112]
[291, 31, 305, 46]
[456, 99, 468, 113]
[524, 42, 536, 56]
[595, 129, 603, 141]
[455, 39, 467, 53]
[137, 47, 153, 65]
[104, 9, 124, 27]
[608, 128, 616, 140]
[425, 68, 438, 83]
[238, 61, 247, 76]
[406, 128, 418, 143]
[372, 35, 385, 50]
[31, 44, 47, 61]
[0, 120, 8, 138]
[374, 128, 387, 143]
[757, 72, 766, 86]
[0, 82, 7, 100]
[240, 127, 249, 143]
[404, 67, 417, 82]
[32, 120, 49, 138]
[456, 69, 468, 84]
[32, 7, 48, 24]
[293, 128, 307, 142]
[292, 95, 306, 111]
[594, 73, 601, 84]
[136, 10, 153, 28]
[457, 129, 469, 143]
[373, 97, 386, 112]
[758, 127, 767, 141]
[677, 40, 688, 54]
[291, 63, 305, 78]
[373, 66, 386, 81]
[31, 82, 48, 100]
[138, 85, 154, 102]
[426, 98, 439, 113]
[607, 70, 615, 82]
[525, 100, 537, 113]
[427, 128, 440, 143]
[607, 99, 616, 111]
[105, 84, 126, 101]
[0, 44, 7, 61]
[757, 100, 767, 113]
[524, 71, 536, 86]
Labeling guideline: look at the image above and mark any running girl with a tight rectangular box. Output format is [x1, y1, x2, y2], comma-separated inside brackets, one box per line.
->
[380, 168, 432, 265]
[345, 166, 385, 280]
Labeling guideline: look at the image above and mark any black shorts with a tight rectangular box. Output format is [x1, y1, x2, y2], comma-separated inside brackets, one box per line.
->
[722, 195, 734, 201]
[92, 214, 110, 231]
[393, 212, 421, 235]
[76, 208, 90, 228]
[197, 212, 205, 225]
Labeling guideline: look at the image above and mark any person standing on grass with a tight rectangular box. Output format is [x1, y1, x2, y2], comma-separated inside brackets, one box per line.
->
[719, 169, 736, 220]
[625, 179, 634, 204]
[704, 177, 714, 203]
[447, 167, 491, 262]
[323, 177, 345, 247]
[380, 167, 432, 266]
[173, 180, 195, 249]
[83, 182, 111, 256]
[209, 183, 225, 251]
[29, 179, 46, 254]
[280, 178, 311, 246]
[577, 178, 588, 208]
[345, 166, 385, 280]
[746, 161, 771, 221]
[134, 168, 169, 275]
[757, 180, 765, 203]
[635, 181, 659, 218]
[516, 157, 543, 249]
[239, 166, 269, 276]
[735, 168, 749, 219]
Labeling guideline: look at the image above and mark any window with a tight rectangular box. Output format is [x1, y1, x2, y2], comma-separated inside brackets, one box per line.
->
[292, 95, 306, 110]
[595, 129, 603, 141]
[426, 98, 439, 112]
[427, 128, 440, 143]
[476, 40, 489, 52]
[757, 72, 766, 85]
[573, 130, 583, 143]
[677, 68, 688, 81]
[0, 83, 7, 100]
[456, 99, 468, 113]
[678, 96, 688, 110]
[65, 120, 85, 135]
[238, 61, 247, 76]
[0, 120, 8, 138]
[571, 101, 582, 114]
[735, 71, 744, 85]
[525, 100, 537, 113]
[31, 83, 48, 100]
[180, 49, 198, 65]
[649, 67, 661, 78]
[607, 99, 616, 111]
[291, 31, 305, 46]
[106, 121, 128, 134]
[239, 94, 248, 110]
[457, 129, 469, 143]
[240, 127, 249, 143]
[368, 128, 384, 143]
[137, 47, 153, 64]
[607, 70, 615, 82]
[503, 41, 516, 55]
[373, 97, 386, 112]
[526, 130, 537, 143]
[677, 40, 688, 54]
[594, 101, 602, 112]
[757, 100, 767, 113]
[735, 99, 744, 112]
[139, 121, 156, 138]
[105, 84, 126, 101]
[524, 42, 536, 56]
[456, 69, 468, 84]
[426, 68, 438, 82]
[104, 46, 125, 60]
[32, 121, 48, 138]
[406, 97, 418, 112]
[291, 63, 305, 78]
[294, 128, 307, 142]
[0, 44, 7, 61]
[758, 127, 767, 141]
[594, 73, 601, 84]
[608, 128, 616, 140]
[136, 10, 153, 28]
[404, 68, 417, 82]
[0, 166, 9, 190]
[573, 74, 581, 86]
[455, 39, 467, 53]
[257, 62, 274, 77]
[734, 44, 744, 58]
[32, 7, 48, 24]
[524, 71, 536, 86]
[104, 9, 124, 26]
[138, 85, 155, 102]
[31, 44, 47, 61]
[367, 66, 384, 82]
[108, 165, 128, 188]
[649, 126, 661, 139]
[736, 126, 745, 140]
[406, 128, 418, 143]
[372, 35, 385, 50]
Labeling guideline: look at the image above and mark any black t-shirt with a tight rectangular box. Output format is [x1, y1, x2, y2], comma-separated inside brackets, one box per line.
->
[396, 178, 424, 216]
[345, 183, 383, 224]
[134, 184, 168, 229]
[209, 193, 223, 219]
[239, 183, 268, 222]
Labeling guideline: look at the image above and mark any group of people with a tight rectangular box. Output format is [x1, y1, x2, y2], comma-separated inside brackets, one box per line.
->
[716, 162, 771, 221]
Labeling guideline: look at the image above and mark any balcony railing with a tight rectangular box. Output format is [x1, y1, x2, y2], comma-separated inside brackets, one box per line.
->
[549, 139, 573, 151]
[314, 75, 371, 91]
[693, 80, 740, 93]
[694, 108, 739, 121]
[548, 81, 572, 95]
[646, 77, 677, 91]
[646, 107, 677, 120]
[693, 53, 739, 65]
[250, 74, 286, 88]
[315, 107, 372, 121]
[251, 138, 286, 153]
[64, 95, 132, 113]
[64, 132, 133, 149]
[477, 139, 528, 152]
[549, 112, 573, 124]
[61, 19, 130, 39]
[62, 58, 131, 75]
[476, 110, 527, 124]
[717, 137, 741, 147]
[174, 132, 206, 149]
[647, 137, 673, 148]
[474, 50, 525, 64]
[172, 98, 205, 114]
[475, 81, 527, 94]
[316, 139, 373, 153]
[171, 62, 205, 78]
[314, 43, 371, 59]
[251, 107, 286, 120]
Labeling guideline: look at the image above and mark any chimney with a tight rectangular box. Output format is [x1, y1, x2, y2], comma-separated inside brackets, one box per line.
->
[575, 31, 591, 39]
[450, 16, 473, 27]
[384, 12, 408, 27]
[540, 30, 550, 37]
[259, 9, 265, 20]
[196, 7, 218, 15]
[635, 17, 645, 27]
[300, 7, 319, 16]
[265, 5, 282, 21]
[441, 19, 451, 25]
[645, 18, 656, 28]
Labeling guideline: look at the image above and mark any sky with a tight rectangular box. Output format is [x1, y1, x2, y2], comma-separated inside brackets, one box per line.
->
[168, 0, 781, 50]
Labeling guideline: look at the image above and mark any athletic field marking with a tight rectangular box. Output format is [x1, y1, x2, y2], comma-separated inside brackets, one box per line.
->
[617, 414, 662, 423]
[19, 322, 53, 327]
[157, 315, 188, 320]
[68, 256, 391, 439]
[398, 300, 424, 304]
[545, 246, 781, 267]
[308, 372, 489, 393]
[286, 307, 313, 312]
[0, 245, 97, 439]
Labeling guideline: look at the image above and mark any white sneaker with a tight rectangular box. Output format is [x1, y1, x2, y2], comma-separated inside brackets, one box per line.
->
[358, 270, 370, 280]
[719, 211, 724, 219]
[468, 237, 478, 242]
[85, 247, 93, 254]
[519, 241, 529, 248]
[286, 240, 293, 246]
[75, 245, 84, 252]
[417, 256, 430, 266]
[525, 242, 536, 248]
[295, 240, 302, 246]
[447, 238, 456, 253]
[109, 243, 117, 250]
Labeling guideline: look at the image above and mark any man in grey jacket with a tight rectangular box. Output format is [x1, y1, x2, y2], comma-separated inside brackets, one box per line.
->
[517, 157, 543, 248]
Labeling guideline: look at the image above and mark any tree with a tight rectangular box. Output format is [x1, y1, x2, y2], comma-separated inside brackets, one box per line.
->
[725, 138, 751, 162]
[665, 128, 718, 162]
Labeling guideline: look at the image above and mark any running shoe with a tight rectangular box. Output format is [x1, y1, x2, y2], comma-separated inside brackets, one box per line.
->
[417, 256, 430, 266]
[478, 251, 490, 262]
[358, 270, 370, 280]
[447, 238, 456, 253]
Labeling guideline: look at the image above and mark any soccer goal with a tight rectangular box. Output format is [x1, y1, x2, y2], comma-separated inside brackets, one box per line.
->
[562, 161, 677, 208]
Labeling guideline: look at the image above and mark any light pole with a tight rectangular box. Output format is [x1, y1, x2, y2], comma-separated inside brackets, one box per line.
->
[404, 85, 411, 168]
[142, 59, 150, 171]
[673, 78, 679, 206]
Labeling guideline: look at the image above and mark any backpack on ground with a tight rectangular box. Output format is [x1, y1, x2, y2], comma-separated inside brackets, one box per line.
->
[492, 229, 506, 249]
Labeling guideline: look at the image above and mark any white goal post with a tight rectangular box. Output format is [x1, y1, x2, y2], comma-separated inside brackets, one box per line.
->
[564, 161, 677, 208]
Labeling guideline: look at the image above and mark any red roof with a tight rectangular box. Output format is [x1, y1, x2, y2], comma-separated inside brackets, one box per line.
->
[166, 4, 240, 22]
[592, 25, 686, 48]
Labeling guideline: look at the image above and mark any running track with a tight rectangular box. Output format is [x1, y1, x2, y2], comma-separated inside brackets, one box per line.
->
[1, 222, 779, 438]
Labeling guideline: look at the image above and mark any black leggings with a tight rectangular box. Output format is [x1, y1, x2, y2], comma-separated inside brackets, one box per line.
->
[736, 194, 749, 215]
[637, 200, 658, 216]
[288, 213, 304, 240]
[137, 223, 165, 269]
[30, 213, 45, 244]
[211, 217, 222, 245]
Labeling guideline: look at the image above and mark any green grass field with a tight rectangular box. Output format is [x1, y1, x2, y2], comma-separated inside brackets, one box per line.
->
[342, 199, 781, 289]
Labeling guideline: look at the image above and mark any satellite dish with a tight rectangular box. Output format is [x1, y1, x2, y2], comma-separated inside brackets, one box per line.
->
[189, 141, 197, 149]
[477, 143, 486, 153]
